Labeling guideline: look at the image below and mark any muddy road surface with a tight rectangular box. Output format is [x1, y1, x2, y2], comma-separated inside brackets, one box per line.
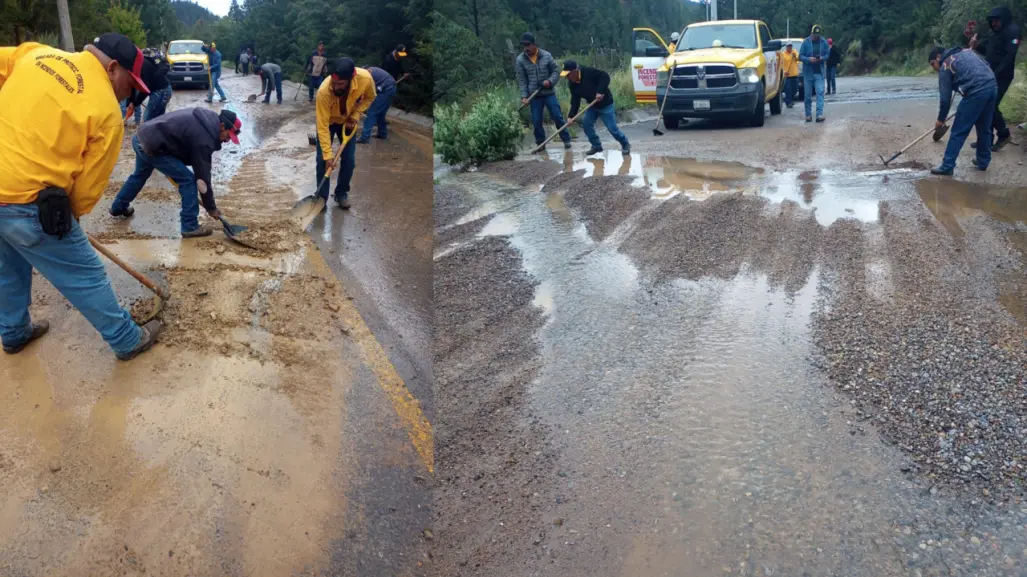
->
[432, 76, 1027, 576]
[1, 72, 432, 576]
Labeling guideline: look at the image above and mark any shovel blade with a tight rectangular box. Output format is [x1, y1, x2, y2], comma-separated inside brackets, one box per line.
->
[290, 195, 326, 220]
[247, 94, 257, 102]
[932, 124, 950, 142]
[653, 128, 664, 136]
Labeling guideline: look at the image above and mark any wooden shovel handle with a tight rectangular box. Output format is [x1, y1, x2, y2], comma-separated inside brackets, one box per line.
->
[530, 99, 599, 154]
[87, 234, 168, 299]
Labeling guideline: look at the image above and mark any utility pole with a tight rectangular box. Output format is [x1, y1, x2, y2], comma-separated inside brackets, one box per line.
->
[787, 18, 790, 37]
[734, 0, 737, 19]
[711, 0, 717, 21]
[57, 0, 74, 51]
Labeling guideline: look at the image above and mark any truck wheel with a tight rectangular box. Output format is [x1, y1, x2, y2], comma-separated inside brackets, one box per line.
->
[749, 84, 766, 127]
[769, 81, 782, 115]
[663, 115, 680, 130]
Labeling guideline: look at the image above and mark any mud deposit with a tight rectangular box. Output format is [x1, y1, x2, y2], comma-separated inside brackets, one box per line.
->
[431, 237, 558, 575]
[481, 159, 561, 186]
[562, 175, 649, 241]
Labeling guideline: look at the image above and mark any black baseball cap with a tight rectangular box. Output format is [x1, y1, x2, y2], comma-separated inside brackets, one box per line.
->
[93, 33, 149, 94]
[811, 24, 823, 35]
[218, 109, 241, 145]
[560, 60, 578, 77]
[521, 32, 536, 46]
[928, 46, 945, 63]
[330, 57, 356, 79]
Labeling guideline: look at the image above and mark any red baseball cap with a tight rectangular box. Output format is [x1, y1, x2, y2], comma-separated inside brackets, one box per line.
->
[93, 33, 149, 94]
[219, 110, 242, 145]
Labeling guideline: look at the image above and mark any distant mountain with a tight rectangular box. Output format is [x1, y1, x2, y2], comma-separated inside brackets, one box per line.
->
[171, 1, 218, 28]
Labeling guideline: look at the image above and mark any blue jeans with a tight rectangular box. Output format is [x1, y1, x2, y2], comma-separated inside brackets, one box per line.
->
[264, 72, 282, 103]
[207, 68, 226, 101]
[530, 93, 571, 145]
[112, 135, 203, 233]
[144, 85, 172, 121]
[784, 76, 798, 106]
[941, 86, 997, 171]
[120, 98, 141, 124]
[826, 67, 837, 93]
[581, 102, 628, 150]
[361, 84, 396, 140]
[0, 203, 142, 354]
[315, 124, 357, 202]
[804, 73, 825, 118]
[309, 74, 325, 101]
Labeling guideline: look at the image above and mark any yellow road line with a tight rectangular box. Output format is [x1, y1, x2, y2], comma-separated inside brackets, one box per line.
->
[309, 252, 434, 473]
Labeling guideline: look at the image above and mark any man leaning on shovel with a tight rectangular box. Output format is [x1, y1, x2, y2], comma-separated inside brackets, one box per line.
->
[109, 108, 242, 236]
[0, 33, 161, 360]
[517, 32, 571, 152]
[562, 60, 629, 156]
[928, 45, 997, 175]
[314, 57, 376, 209]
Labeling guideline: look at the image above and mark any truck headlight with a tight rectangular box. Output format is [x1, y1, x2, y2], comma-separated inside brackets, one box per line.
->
[738, 68, 760, 84]
[657, 69, 670, 85]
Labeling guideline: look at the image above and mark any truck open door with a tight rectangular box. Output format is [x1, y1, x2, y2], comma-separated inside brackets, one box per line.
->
[631, 28, 670, 105]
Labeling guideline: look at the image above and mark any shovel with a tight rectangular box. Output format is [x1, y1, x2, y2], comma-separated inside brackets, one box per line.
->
[291, 124, 357, 220]
[529, 99, 598, 154]
[87, 234, 169, 324]
[519, 87, 542, 111]
[193, 180, 259, 249]
[879, 113, 956, 166]
[652, 70, 674, 136]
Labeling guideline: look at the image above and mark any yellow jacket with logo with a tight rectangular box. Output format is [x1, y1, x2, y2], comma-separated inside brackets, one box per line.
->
[781, 49, 800, 78]
[0, 43, 124, 217]
[315, 67, 377, 160]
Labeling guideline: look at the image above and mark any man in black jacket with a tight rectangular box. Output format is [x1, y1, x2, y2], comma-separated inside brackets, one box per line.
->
[382, 44, 410, 82]
[124, 48, 173, 123]
[108, 108, 241, 237]
[562, 60, 629, 156]
[971, 6, 1021, 150]
[826, 39, 841, 94]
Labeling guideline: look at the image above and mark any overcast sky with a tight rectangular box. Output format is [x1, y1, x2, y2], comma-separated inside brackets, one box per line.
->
[194, 0, 230, 17]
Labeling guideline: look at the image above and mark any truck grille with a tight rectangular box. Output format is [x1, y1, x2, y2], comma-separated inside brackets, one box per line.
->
[171, 62, 206, 73]
[670, 64, 737, 89]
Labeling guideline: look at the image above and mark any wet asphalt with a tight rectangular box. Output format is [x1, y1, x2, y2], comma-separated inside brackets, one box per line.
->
[432, 76, 1027, 576]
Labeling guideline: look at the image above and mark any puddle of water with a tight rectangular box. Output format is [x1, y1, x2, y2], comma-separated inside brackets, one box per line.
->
[917, 178, 1027, 238]
[438, 171, 1027, 575]
[478, 213, 519, 237]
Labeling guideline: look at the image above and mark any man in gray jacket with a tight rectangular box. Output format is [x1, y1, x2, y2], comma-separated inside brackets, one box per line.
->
[516, 32, 571, 151]
[928, 46, 998, 175]
[258, 61, 283, 104]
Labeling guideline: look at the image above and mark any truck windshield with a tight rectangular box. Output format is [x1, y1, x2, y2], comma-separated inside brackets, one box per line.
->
[168, 42, 204, 55]
[677, 25, 758, 51]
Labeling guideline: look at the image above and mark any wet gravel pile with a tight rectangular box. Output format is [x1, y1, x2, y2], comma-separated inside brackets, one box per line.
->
[812, 201, 1027, 499]
[563, 175, 649, 241]
[622, 193, 823, 293]
[434, 216, 487, 250]
[432, 237, 558, 576]
[481, 159, 561, 186]
[434, 185, 470, 228]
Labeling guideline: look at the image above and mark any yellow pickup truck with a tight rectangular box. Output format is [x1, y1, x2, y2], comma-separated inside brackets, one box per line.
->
[631, 20, 784, 128]
[165, 39, 210, 90]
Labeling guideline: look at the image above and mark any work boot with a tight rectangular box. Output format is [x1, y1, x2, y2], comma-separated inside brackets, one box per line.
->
[2, 321, 49, 354]
[109, 205, 135, 218]
[356, 138, 371, 144]
[970, 139, 995, 149]
[533, 144, 546, 153]
[336, 197, 351, 210]
[805, 116, 812, 123]
[972, 158, 988, 171]
[563, 141, 572, 150]
[116, 320, 162, 361]
[930, 166, 954, 176]
[585, 146, 603, 156]
[204, 98, 213, 103]
[816, 116, 825, 123]
[622, 144, 631, 155]
[992, 134, 1011, 151]
[181, 223, 214, 238]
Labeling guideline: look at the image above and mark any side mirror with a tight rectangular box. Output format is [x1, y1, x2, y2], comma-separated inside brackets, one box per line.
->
[646, 46, 670, 57]
[765, 40, 782, 52]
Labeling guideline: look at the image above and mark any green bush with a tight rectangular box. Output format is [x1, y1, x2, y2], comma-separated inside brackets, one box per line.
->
[434, 91, 524, 166]
[999, 64, 1027, 125]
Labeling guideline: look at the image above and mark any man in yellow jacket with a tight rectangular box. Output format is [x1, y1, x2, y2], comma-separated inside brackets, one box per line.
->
[781, 42, 800, 108]
[315, 57, 376, 209]
[0, 33, 162, 360]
